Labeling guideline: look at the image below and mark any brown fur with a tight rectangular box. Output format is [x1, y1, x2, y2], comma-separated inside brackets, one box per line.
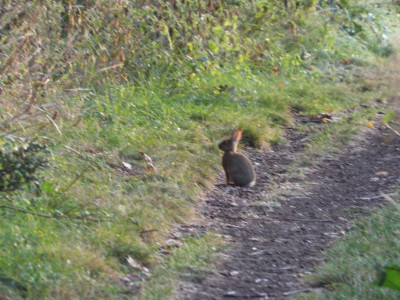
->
[219, 129, 256, 187]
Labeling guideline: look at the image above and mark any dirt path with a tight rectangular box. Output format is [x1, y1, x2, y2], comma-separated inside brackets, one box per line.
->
[175, 115, 400, 299]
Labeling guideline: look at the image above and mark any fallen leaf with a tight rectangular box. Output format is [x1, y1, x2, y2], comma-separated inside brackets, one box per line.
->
[367, 122, 373, 128]
[289, 25, 296, 35]
[139, 152, 157, 172]
[146, 163, 157, 172]
[138, 151, 152, 163]
[127, 256, 142, 271]
[319, 113, 332, 119]
[122, 161, 132, 170]
[225, 291, 236, 296]
[375, 171, 389, 176]
[340, 59, 352, 65]
[166, 239, 181, 248]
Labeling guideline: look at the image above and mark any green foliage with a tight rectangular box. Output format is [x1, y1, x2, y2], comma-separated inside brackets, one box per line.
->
[376, 263, 400, 292]
[0, 141, 49, 193]
[0, 0, 399, 298]
[2, 0, 394, 130]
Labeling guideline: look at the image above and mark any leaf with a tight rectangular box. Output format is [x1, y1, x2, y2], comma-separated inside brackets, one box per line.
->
[367, 122, 373, 128]
[122, 161, 132, 170]
[159, 20, 169, 36]
[126, 256, 142, 271]
[146, 163, 157, 173]
[375, 171, 388, 176]
[208, 41, 219, 53]
[139, 152, 157, 172]
[289, 25, 296, 35]
[340, 0, 350, 8]
[138, 152, 152, 163]
[376, 263, 400, 292]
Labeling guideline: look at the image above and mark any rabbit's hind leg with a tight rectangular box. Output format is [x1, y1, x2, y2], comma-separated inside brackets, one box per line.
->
[224, 169, 234, 185]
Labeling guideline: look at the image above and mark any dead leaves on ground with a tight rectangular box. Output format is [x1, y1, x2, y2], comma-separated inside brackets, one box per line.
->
[138, 151, 157, 173]
[299, 112, 334, 124]
[116, 151, 157, 176]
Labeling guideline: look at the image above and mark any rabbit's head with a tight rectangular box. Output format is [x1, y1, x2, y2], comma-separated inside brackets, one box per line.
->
[218, 129, 243, 152]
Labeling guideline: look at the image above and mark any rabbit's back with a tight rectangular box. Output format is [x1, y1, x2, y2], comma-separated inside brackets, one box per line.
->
[223, 152, 256, 187]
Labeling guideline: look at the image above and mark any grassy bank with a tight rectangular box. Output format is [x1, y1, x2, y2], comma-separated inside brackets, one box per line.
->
[297, 192, 400, 300]
[0, 1, 399, 298]
[294, 26, 400, 300]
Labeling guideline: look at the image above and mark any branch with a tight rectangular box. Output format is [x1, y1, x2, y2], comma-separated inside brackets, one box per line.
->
[385, 122, 400, 137]
[0, 205, 100, 222]
[381, 193, 400, 211]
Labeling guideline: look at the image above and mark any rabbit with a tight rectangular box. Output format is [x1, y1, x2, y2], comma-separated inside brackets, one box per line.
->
[218, 129, 256, 187]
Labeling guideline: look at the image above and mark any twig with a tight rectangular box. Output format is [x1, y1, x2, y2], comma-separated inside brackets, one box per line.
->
[64, 88, 92, 92]
[359, 194, 385, 201]
[222, 223, 245, 229]
[0, 205, 100, 222]
[283, 288, 312, 296]
[224, 292, 267, 298]
[0, 98, 35, 129]
[62, 203, 86, 215]
[385, 122, 400, 137]
[45, 114, 62, 136]
[57, 165, 88, 194]
[97, 63, 124, 74]
[381, 193, 400, 210]
[7, 122, 48, 135]
[71, 116, 82, 127]
[140, 229, 158, 234]
[278, 218, 334, 223]
[139, 229, 158, 238]
[64, 145, 85, 158]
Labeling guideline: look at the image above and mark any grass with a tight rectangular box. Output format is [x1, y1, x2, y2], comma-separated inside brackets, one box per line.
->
[293, 30, 400, 299]
[0, 64, 389, 299]
[0, 1, 399, 299]
[295, 191, 400, 300]
[298, 105, 382, 164]
[141, 233, 224, 299]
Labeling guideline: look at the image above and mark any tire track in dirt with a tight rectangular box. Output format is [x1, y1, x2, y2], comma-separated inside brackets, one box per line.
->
[175, 116, 400, 299]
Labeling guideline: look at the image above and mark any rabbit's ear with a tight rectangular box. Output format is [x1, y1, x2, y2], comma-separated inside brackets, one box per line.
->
[232, 129, 243, 141]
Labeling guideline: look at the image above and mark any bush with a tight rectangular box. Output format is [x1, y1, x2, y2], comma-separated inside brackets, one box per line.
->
[0, 141, 49, 193]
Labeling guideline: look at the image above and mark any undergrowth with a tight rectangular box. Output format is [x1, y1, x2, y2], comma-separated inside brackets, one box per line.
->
[0, 0, 399, 298]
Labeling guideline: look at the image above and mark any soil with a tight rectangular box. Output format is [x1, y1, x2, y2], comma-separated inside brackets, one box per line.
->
[174, 115, 400, 300]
